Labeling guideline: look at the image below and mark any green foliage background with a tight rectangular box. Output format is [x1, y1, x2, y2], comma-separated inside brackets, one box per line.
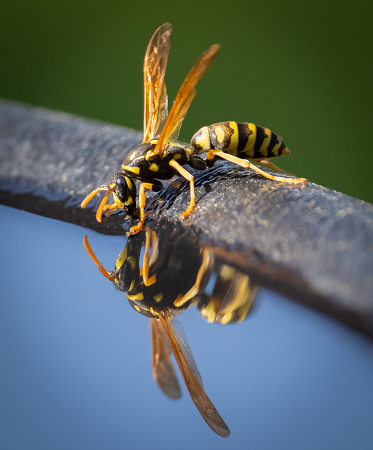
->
[1, 0, 372, 202]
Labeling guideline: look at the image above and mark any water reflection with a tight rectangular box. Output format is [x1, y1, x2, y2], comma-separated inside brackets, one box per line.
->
[83, 221, 259, 438]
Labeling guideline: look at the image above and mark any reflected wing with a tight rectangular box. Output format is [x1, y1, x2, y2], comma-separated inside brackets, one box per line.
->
[143, 23, 172, 143]
[153, 44, 220, 156]
[159, 312, 230, 438]
[150, 318, 181, 400]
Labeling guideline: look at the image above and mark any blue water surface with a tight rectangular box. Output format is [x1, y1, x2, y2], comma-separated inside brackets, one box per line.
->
[0, 205, 372, 450]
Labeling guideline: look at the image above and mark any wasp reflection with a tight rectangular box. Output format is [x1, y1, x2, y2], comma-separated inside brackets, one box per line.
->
[83, 224, 258, 438]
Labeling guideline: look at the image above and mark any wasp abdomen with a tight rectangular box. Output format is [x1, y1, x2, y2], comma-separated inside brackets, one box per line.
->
[190, 121, 290, 159]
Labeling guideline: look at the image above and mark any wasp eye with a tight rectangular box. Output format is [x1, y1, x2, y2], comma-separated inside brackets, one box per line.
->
[109, 172, 136, 216]
[115, 179, 128, 202]
[115, 175, 126, 187]
[109, 173, 129, 203]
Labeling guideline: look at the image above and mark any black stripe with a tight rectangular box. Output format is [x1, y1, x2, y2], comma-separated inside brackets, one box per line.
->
[253, 126, 266, 155]
[267, 132, 280, 156]
[237, 122, 251, 152]
[277, 141, 287, 155]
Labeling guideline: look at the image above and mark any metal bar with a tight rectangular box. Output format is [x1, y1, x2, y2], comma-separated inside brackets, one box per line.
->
[1, 99, 372, 338]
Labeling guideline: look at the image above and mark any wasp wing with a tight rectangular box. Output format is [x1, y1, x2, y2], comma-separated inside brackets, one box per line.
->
[143, 23, 172, 143]
[159, 312, 230, 438]
[150, 318, 181, 400]
[169, 319, 204, 386]
[153, 44, 220, 157]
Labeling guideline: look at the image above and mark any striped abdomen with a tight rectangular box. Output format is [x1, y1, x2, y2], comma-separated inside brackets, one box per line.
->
[190, 121, 290, 159]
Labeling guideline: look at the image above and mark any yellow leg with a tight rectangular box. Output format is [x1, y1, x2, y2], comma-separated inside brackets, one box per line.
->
[207, 151, 307, 184]
[252, 158, 293, 175]
[103, 203, 119, 218]
[129, 183, 154, 235]
[142, 228, 156, 286]
[83, 235, 118, 281]
[174, 249, 212, 307]
[169, 159, 196, 219]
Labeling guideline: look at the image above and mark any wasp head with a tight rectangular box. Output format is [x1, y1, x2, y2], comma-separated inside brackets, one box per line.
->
[81, 173, 137, 223]
[109, 172, 137, 217]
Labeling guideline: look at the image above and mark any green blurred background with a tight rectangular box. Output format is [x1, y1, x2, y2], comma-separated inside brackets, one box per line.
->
[1, 0, 372, 202]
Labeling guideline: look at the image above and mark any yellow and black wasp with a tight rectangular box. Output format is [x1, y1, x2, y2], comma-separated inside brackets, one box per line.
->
[83, 227, 234, 437]
[81, 23, 306, 234]
[83, 223, 258, 437]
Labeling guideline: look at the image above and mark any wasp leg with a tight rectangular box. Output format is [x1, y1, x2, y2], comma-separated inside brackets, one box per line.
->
[169, 159, 195, 219]
[129, 183, 155, 235]
[83, 235, 118, 281]
[251, 158, 293, 176]
[174, 249, 212, 307]
[142, 228, 157, 286]
[103, 203, 119, 218]
[207, 150, 307, 184]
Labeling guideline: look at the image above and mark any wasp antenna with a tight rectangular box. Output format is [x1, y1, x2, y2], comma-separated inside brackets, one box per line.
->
[81, 185, 110, 208]
[83, 235, 117, 280]
[96, 189, 113, 222]
[83, 235, 101, 265]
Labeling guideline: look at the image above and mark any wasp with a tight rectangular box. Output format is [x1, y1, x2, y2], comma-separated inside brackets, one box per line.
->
[81, 23, 306, 234]
[83, 229, 231, 437]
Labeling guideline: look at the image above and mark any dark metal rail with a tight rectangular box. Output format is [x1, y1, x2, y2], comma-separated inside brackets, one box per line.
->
[1, 99, 372, 338]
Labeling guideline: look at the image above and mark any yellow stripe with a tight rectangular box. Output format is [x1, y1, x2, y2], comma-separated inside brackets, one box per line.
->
[116, 247, 127, 269]
[237, 300, 253, 323]
[112, 193, 124, 209]
[193, 126, 210, 151]
[149, 307, 157, 316]
[127, 292, 144, 301]
[127, 256, 136, 271]
[220, 312, 233, 325]
[215, 126, 225, 143]
[226, 121, 239, 152]
[129, 278, 135, 291]
[201, 303, 217, 323]
[242, 123, 256, 158]
[122, 165, 140, 175]
[124, 195, 133, 206]
[125, 176, 132, 189]
[272, 138, 283, 157]
[153, 293, 163, 303]
[259, 127, 271, 157]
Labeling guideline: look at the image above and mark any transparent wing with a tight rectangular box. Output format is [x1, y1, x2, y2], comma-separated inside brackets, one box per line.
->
[150, 318, 181, 400]
[143, 23, 172, 143]
[170, 320, 203, 386]
[159, 312, 230, 438]
[152, 44, 220, 156]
